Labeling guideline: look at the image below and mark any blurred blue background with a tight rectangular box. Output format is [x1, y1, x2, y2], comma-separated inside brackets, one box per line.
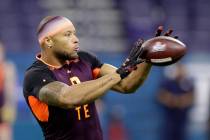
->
[0, 0, 210, 140]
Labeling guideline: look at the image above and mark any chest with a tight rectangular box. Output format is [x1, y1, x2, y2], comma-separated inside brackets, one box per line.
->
[166, 79, 193, 94]
[52, 60, 93, 85]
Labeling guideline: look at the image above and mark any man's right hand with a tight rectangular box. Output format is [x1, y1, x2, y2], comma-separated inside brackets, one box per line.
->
[117, 26, 178, 79]
[116, 39, 145, 79]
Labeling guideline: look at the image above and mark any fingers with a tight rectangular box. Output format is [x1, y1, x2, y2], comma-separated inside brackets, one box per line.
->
[164, 29, 173, 36]
[129, 38, 144, 60]
[136, 38, 144, 46]
[129, 40, 140, 57]
[174, 36, 179, 39]
[155, 26, 179, 39]
[135, 39, 144, 58]
[129, 45, 138, 57]
[155, 26, 163, 37]
[134, 58, 145, 65]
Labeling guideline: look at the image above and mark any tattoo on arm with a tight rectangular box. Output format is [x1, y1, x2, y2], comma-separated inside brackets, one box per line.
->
[39, 81, 68, 108]
[38, 74, 120, 108]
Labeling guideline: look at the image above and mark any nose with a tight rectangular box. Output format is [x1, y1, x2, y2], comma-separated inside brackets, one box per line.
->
[73, 35, 79, 44]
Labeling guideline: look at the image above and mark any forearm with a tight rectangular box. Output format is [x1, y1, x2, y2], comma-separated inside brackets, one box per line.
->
[61, 73, 120, 107]
[39, 72, 121, 109]
[157, 91, 175, 107]
[177, 92, 194, 108]
[114, 62, 152, 93]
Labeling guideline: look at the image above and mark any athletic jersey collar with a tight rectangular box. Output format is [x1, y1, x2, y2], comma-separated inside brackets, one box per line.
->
[36, 53, 79, 70]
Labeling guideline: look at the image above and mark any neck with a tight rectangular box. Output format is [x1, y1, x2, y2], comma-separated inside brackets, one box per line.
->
[40, 51, 65, 68]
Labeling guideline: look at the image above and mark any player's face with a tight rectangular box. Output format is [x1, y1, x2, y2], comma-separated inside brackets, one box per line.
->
[51, 22, 79, 60]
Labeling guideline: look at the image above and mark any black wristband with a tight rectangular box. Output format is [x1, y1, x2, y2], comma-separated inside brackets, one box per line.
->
[116, 68, 130, 79]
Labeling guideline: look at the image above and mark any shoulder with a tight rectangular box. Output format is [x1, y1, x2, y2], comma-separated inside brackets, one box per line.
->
[23, 60, 56, 97]
[24, 60, 55, 87]
[78, 50, 97, 60]
[25, 60, 51, 76]
[78, 50, 103, 68]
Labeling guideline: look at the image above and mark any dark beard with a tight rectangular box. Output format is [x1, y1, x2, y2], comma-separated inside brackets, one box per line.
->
[54, 51, 78, 63]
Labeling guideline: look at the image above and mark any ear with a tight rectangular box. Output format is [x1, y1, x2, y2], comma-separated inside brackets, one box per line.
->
[43, 37, 54, 48]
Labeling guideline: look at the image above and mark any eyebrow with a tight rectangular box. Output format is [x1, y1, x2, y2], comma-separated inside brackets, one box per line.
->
[65, 30, 76, 34]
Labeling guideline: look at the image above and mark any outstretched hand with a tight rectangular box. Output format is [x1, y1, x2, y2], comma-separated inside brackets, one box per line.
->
[116, 39, 145, 79]
[117, 26, 178, 79]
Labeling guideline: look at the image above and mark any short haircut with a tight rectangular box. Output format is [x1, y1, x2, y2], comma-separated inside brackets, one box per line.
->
[36, 16, 60, 36]
[36, 16, 72, 44]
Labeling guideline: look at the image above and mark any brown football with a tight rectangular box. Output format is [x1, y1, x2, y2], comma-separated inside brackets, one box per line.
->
[141, 36, 187, 66]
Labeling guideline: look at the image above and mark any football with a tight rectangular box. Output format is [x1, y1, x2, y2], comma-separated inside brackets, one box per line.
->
[141, 36, 187, 66]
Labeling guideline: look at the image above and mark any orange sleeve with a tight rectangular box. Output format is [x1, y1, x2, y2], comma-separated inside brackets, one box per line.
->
[28, 96, 49, 122]
[92, 68, 101, 79]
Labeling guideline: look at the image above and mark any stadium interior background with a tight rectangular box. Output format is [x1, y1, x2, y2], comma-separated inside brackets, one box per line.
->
[0, 0, 210, 139]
